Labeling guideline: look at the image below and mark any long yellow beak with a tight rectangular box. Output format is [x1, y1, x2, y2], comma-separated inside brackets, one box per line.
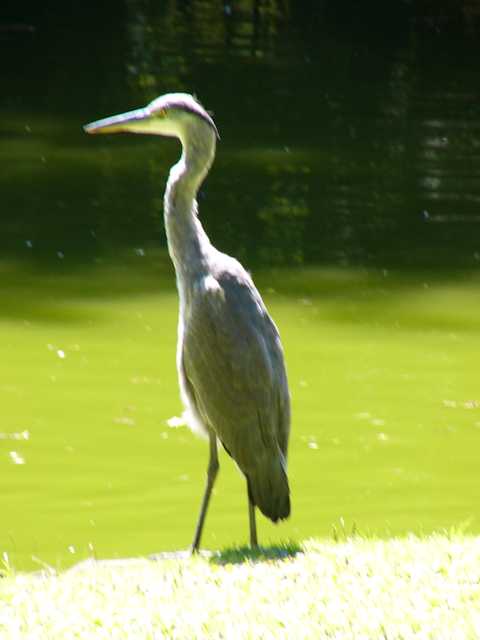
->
[83, 107, 148, 135]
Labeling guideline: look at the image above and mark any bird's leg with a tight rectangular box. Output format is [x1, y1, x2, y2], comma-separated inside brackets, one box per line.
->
[247, 482, 258, 549]
[191, 432, 219, 554]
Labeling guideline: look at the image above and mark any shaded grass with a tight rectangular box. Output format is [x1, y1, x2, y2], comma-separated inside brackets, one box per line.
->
[212, 541, 302, 565]
[1, 536, 480, 639]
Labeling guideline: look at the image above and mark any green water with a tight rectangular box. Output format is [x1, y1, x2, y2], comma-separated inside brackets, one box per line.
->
[2, 1, 480, 570]
[2, 255, 479, 570]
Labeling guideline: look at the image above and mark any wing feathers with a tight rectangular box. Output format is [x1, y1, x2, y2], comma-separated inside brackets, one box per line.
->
[182, 268, 290, 521]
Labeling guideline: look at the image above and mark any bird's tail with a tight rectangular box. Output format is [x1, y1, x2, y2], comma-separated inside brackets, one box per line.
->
[248, 454, 290, 523]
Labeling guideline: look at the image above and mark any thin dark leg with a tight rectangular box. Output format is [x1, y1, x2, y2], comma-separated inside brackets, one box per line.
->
[247, 482, 258, 549]
[191, 433, 219, 553]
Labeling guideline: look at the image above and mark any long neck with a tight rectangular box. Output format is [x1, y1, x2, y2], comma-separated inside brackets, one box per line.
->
[164, 123, 216, 285]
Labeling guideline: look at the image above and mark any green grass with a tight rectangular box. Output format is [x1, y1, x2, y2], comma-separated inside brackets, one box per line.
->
[1, 253, 480, 570]
[1, 535, 480, 639]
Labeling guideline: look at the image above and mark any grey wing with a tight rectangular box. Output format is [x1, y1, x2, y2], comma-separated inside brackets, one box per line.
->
[182, 273, 290, 476]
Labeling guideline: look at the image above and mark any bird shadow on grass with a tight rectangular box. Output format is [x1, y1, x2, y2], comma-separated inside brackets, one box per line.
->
[210, 541, 302, 565]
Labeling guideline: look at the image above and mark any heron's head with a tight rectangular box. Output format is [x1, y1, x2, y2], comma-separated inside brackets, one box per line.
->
[83, 93, 219, 142]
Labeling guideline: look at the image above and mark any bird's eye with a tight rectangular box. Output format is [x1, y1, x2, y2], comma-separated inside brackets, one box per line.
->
[157, 108, 167, 118]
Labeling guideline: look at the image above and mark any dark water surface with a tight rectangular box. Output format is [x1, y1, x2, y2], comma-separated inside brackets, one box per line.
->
[1, 2, 480, 569]
[2, 1, 480, 266]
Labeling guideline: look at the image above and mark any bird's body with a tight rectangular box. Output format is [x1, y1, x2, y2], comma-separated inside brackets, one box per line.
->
[84, 93, 290, 550]
[177, 244, 291, 522]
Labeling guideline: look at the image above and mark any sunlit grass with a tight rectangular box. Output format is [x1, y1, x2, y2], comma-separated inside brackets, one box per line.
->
[1, 253, 480, 570]
[1, 535, 479, 639]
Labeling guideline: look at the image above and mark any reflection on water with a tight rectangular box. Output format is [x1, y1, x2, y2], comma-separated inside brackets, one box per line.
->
[1, 1, 479, 266]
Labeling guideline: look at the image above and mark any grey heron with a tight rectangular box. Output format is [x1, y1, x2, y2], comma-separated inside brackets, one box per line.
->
[84, 93, 291, 552]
